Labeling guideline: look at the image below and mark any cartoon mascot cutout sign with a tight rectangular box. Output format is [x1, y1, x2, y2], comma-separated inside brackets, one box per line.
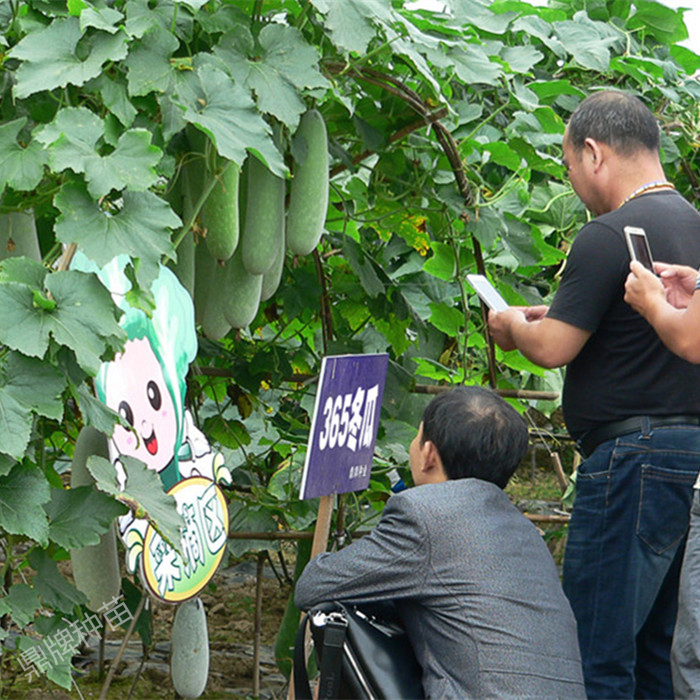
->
[76, 253, 230, 603]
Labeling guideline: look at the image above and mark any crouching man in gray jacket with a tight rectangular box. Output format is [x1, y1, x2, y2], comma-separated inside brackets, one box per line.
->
[295, 386, 585, 699]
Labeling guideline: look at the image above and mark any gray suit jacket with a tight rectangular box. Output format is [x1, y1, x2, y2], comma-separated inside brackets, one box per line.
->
[295, 479, 585, 699]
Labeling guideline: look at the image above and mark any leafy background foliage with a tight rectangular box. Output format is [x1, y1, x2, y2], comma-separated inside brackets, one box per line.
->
[0, 0, 698, 689]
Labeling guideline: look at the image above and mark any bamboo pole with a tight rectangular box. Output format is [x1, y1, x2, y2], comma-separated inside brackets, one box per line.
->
[253, 553, 265, 697]
[413, 384, 560, 401]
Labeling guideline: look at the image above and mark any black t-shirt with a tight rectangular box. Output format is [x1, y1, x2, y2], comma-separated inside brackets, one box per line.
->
[547, 190, 700, 439]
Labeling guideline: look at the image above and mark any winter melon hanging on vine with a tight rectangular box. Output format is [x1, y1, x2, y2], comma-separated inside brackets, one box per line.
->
[222, 246, 263, 330]
[194, 241, 232, 341]
[241, 156, 285, 276]
[201, 157, 241, 262]
[286, 109, 329, 256]
[69, 427, 121, 613]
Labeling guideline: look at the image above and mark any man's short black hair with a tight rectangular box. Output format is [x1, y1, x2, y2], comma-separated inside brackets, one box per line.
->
[420, 386, 529, 489]
[567, 90, 660, 156]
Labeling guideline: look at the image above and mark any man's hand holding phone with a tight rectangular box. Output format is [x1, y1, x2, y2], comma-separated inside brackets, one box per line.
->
[487, 307, 527, 351]
[624, 260, 667, 318]
[655, 262, 700, 309]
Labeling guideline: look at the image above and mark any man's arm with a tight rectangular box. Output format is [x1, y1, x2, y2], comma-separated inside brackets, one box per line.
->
[625, 260, 700, 363]
[294, 494, 428, 610]
[487, 308, 591, 369]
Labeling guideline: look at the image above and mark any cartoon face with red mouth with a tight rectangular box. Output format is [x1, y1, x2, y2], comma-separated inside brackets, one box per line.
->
[103, 337, 178, 475]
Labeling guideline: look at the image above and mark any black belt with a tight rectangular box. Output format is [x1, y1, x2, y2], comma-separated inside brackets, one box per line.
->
[578, 415, 700, 458]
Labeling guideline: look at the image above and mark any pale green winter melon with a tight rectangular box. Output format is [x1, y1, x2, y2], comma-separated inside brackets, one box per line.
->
[167, 161, 196, 298]
[261, 229, 287, 302]
[286, 109, 329, 256]
[194, 242, 231, 341]
[222, 247, 263, 329]
[201, 159, 240, 262]
[171, 597, 210, 698]
[171, 228, 196, 300]
[69, 427, 121, 612]
[241, 157, 285, 275]
[0, 210, 42, 261]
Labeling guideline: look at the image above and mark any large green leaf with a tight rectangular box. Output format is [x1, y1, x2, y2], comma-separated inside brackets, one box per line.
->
[670, 45, 700, 76]
[77, 3, 124, 34]
[124, 0, 194, 40]
[0, 118, 48, 195]
[74, 383, 121, 437]
[87, 455, 184, 552]
[28, 548, 87, 613]
[553, 14, 620, 72]
[528, 78, 585, 104]
[54, 181, 179, 290]
[343, 238, 386, 298]
[500, 45, 544, 73]
[176, 64, 286, 175]
[429, 302, 464, 335]
[0, 352, 65, 460]
[0, 584, 41, 629]
[451, 0, 516, 35]
[93, 74, 138, 128]
[483, 141, 522, 171]
[423, 242, 456, 281]
[228, 500, 279, 557]
[499, 216, 541, 268]
[14, 631, 74, 691]
[0, 455, 16, 478]
[214, 24, 329, 129]
[314, 0, 394, 55]
[36, 107, 162, 197]
[373, 314, 413, 355]
[0, 463, 51, 546]
[45, 485, 127, 550]
[628, 0, 689, 45]
[10, 17, 127, 99]
[0, 266, 125, 375]
[451, 43, 503, 85]
[124, 24, 180, 97]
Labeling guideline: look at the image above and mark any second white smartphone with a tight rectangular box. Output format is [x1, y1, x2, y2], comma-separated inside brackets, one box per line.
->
[624, 226, 654, 272]
[466, 274, 509, 312]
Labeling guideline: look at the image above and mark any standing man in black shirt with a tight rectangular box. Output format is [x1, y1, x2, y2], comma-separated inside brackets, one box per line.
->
[488, 90, 700, 699]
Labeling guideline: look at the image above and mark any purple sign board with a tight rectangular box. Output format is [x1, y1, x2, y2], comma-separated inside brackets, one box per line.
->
[299, 354, 389, 500]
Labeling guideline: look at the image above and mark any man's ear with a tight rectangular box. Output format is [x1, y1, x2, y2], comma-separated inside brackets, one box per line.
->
[421, 440, 446, 479]
[584, 137, 604, 171]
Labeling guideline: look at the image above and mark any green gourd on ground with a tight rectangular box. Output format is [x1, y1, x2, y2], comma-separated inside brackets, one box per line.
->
[201, 157, 240, 262]
[69, 427, 121, 612]
[241, 157, 285, 275]
[286, 109, 329, 256]
[170, 597, 210, 698]
[222, 247, 263, 329]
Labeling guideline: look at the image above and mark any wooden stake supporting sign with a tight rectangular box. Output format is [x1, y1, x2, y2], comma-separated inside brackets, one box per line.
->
[289, 354, 390, 699]
[310, 495, 335, 560]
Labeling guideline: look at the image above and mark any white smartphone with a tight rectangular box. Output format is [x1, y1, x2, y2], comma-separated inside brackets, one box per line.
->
[466, 274, 509, 312]
[624, 226, 654, 272]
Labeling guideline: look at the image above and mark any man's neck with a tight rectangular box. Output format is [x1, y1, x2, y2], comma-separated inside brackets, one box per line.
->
[603, 159, 668, 213]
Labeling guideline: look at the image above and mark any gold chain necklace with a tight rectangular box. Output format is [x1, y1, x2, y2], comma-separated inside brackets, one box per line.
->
[619, 180, 676, 208]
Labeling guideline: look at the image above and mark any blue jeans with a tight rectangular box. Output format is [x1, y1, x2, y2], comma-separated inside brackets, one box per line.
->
[672, 489, 700, 698]
[563, 424, 700, 699]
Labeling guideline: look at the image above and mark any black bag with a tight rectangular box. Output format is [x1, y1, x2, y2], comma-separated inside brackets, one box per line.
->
[293, 601, 424, 700]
